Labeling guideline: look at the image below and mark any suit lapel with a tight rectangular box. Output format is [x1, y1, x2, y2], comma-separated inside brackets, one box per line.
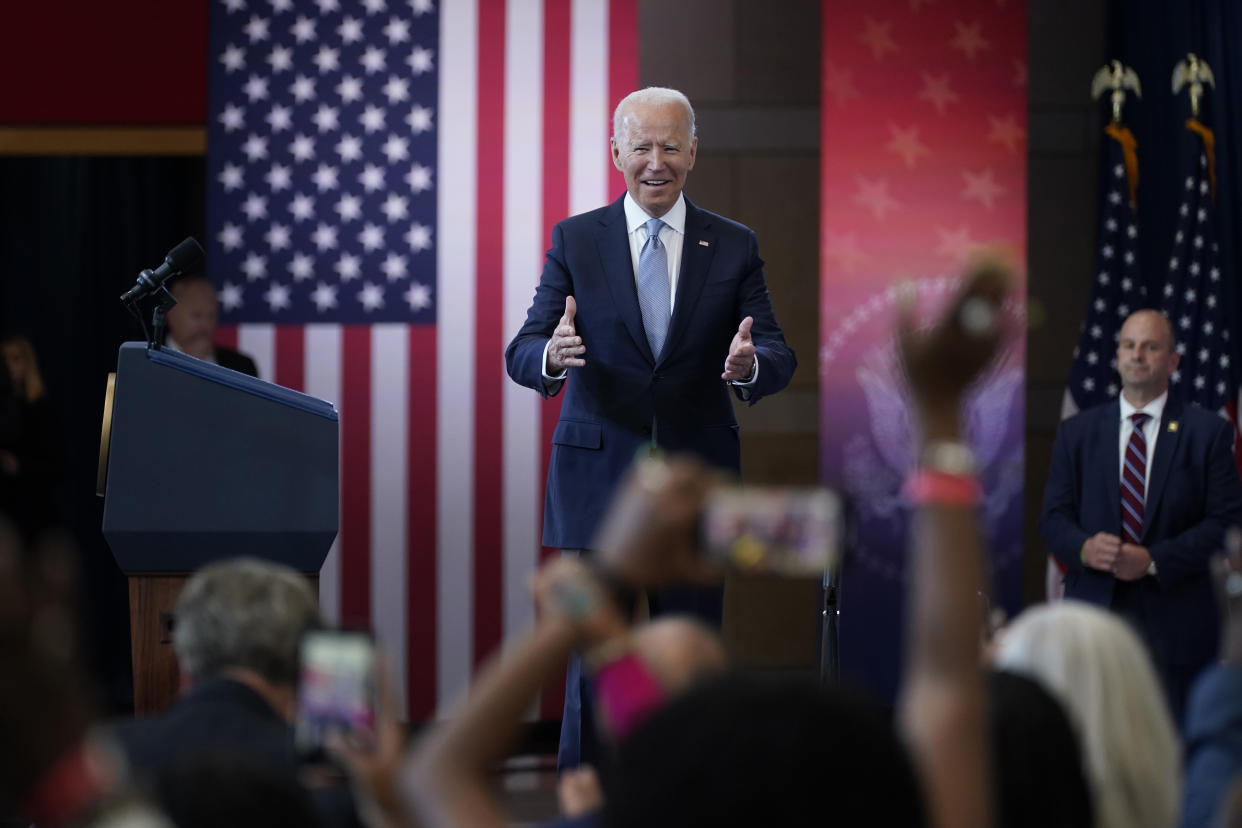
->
[595, 197, 654, 363]
[661, 198, 716, 365]
[1099, 401, 1122, 534]
[1143, 399, 1183, 537]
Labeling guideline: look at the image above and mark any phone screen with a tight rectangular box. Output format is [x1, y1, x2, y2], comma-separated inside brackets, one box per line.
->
[295, 630, 377, 755]
[701, 487, 841, 576]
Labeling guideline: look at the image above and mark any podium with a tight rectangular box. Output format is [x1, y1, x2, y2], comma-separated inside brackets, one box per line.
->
[100, 343, 338, 713]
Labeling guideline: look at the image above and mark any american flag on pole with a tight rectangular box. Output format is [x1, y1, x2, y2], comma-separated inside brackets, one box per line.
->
[1159, 118, 1241, 459]
[206, 0, 636, 721]
[1062, 123, 1147, 418]
[1050, 122, 1146, 597]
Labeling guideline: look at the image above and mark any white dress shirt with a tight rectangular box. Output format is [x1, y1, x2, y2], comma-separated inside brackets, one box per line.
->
[622, 191, 686, 313]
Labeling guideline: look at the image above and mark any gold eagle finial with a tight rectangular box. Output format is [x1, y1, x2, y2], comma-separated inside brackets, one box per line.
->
[1091, 60, 1141, 124]
[1172, 53, 1215, 119]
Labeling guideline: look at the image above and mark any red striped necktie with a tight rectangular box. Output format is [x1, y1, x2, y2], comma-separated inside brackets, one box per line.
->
[1121, 412, 1151, 544]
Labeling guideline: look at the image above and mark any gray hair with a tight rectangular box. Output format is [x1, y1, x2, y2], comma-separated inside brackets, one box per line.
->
[173, 558, 320, 686]
[612, 87, 696, 140]
[994, 601, 1180, 828]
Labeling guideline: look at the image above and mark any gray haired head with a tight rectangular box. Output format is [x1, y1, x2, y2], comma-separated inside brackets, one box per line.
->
[613, 87, 696, 140]
[172, 558, 320, 686]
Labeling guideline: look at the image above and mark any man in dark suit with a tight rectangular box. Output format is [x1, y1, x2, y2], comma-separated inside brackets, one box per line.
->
[1041, 309, 1242, 718]
[165, 275, 259, 377]
[113, 558, 356, 826]
[114, 559, 316, 776]
[505, 87, 795, 767]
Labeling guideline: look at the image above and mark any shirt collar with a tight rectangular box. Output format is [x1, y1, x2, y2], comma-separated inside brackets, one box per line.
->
[1119, 389, 1168, 424]
[624, 191, 686, 236]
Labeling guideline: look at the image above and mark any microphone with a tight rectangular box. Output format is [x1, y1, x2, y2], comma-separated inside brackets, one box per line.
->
[119, 237, 205, 304]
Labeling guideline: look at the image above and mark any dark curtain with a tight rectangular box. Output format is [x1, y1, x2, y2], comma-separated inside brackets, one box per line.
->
[1107, 0, 1242, 373]
[0, 156, 205, 713]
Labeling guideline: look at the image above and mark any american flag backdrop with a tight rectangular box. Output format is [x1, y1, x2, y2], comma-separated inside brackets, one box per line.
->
[206, 0, 636, 721]
[1063, 124, 1148, 418]
[1049, 121, 1147, 594]
[1159, 119, 1237, 428]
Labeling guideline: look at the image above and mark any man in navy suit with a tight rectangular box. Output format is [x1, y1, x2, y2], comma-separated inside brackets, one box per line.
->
[505, 87, 795, 767]
[1041, 309, 1242, 718]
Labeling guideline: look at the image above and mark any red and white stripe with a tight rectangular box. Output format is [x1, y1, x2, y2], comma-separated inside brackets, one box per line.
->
[219, 0, 634, 721]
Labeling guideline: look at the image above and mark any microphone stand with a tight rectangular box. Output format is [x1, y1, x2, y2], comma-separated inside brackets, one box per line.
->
[819, 564, 840, 683]
[150, 285, 178, 351]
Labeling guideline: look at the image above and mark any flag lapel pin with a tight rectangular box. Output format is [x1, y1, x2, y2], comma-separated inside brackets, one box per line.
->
[1168, 421, 1179, 433]
[699, 240, 710, 247]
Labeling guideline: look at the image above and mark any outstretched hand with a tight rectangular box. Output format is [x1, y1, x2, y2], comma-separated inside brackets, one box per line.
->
[722, 316, 756, 381]
[548, 296, 586, 373]
[897, 258, 1012, 438]
[532, 557, 628, 649]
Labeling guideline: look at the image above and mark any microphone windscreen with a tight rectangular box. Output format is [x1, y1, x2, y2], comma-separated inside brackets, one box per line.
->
[166, 237, 205, 271]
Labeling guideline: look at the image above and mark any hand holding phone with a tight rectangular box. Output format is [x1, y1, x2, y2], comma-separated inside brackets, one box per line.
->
[296, 630, 377, 756]
[701, 487, 841, 576]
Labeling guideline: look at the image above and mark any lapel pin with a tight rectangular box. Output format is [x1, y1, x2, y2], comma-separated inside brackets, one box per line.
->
[1168, 421, 1179, 433]
[699, 240, 710, 247]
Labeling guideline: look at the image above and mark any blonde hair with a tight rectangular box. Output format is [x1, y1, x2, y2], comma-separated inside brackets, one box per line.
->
[2, 335, 46, 402]
[994, 601, 1180, 828]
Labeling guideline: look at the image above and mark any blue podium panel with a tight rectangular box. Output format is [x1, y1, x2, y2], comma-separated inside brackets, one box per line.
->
[103, 343, 339, 573]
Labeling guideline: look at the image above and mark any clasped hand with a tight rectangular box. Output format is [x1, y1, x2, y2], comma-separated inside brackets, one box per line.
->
[1081, 531, 1150, 580]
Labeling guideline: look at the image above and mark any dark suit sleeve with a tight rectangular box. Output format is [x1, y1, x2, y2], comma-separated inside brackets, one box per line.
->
[731, 230, 796, 405]
[506, 223, 570, 399]
[1039, 419, 1090, 573]
[1148, 416, 1242, 587]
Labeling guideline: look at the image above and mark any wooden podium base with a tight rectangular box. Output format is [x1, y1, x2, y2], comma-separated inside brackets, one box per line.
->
[128, 575, 186, 716]
[128, 572, 320, 716]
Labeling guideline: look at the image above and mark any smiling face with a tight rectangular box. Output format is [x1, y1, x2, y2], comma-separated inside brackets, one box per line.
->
[1116, 310, 1179, 402]
[611, 100, 697, 218]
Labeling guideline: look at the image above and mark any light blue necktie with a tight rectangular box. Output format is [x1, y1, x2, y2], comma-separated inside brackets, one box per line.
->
[637, 218, 670, 359]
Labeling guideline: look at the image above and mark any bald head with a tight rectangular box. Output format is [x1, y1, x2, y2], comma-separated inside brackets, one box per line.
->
[631, 616, 728, 694]
[1116, 310, 1179, 404]
[1123, 310, 1175, 348]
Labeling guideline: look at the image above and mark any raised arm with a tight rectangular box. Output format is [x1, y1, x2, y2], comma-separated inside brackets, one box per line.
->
[403, 458, 720, 828]
[897, 260, 1011, 828]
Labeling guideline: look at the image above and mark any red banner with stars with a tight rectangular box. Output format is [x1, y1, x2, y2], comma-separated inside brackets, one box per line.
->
[820, 0, 1027, 699]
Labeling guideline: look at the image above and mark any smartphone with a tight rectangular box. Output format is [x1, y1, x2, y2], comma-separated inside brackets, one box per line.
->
[701, 487, 841, 576]
[295, 630, 377, 756]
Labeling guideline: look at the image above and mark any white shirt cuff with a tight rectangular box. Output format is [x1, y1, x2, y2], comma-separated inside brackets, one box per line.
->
[542, 339, 567, 382]
[729, 357, 759, 387]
